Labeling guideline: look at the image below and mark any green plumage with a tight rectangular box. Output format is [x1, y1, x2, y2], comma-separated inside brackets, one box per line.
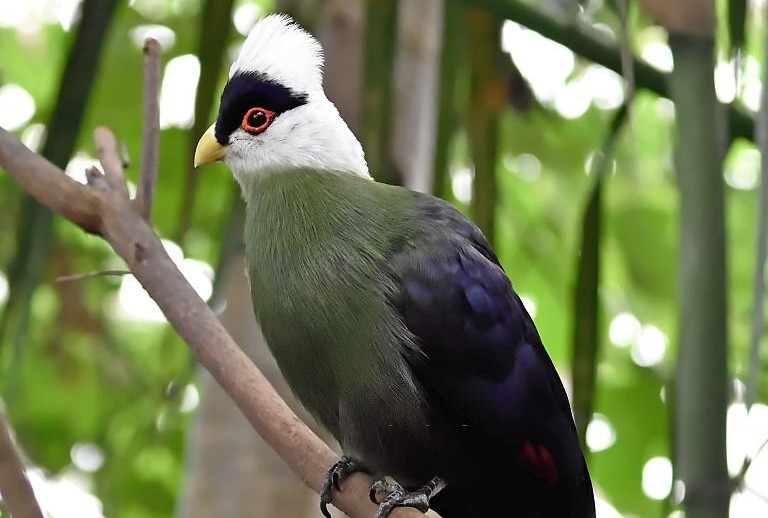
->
[242, 169, 425, 444]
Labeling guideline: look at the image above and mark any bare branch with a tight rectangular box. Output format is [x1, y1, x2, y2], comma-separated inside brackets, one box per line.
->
[0, 125, 424, 518]
[134, 38, 161, 221]
[93, 126, 128, 197]
[56, 269, 131, 283]
[0, 412, 44, 518]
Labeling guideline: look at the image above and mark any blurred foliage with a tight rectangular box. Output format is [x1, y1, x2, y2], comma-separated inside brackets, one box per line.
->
[0, 0, 767, 517]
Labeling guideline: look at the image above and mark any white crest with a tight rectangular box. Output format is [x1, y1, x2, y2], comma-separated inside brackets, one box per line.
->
[231, 14, 324, 95]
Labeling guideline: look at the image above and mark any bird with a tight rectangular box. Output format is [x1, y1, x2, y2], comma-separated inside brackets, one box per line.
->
[194, 14, 595, 518]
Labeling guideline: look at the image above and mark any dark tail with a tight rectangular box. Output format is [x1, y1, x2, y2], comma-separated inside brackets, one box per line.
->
[429, 471, 595, 518]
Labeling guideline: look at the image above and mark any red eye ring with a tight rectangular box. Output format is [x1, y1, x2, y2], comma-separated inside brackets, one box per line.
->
[241, 107, 276, 134]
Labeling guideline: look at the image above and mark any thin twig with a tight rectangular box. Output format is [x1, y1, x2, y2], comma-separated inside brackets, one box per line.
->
[754, 435, 768, 465]
[93, 127, 128, 197]
[134, 38, 161, 221]
[745, 482, 768, 504]
[56, 270, 131, 283]
[0, 412, 44, 518]
[0, 125, 424, 518]
[737, 433, 768, 483]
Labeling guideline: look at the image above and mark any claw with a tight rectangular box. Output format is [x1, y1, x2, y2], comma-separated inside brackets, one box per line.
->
[369, 477, 446, 518]
[332, 470, 341, 491]
[370, 479, 401, 504]
[320, 494, 333, 518]
[320, 456, 368, 518]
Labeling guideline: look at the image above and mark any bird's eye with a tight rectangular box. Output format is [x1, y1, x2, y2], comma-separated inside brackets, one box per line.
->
[241, 107, 275, 134]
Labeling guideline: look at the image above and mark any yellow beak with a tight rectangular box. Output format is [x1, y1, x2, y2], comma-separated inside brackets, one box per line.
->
[194, 124, 226, 167]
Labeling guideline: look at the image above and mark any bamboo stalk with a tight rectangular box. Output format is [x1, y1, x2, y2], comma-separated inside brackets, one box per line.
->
[728, 0, 747, 58]
[389, 0, 443, 193]
[466, 8, 504, 244]
[362, 0, 400, 185]
[669, 34, 730, 517]
[432, 0, 464, 199]
[175, 0, 237, 239]
[747, 4, 768, 411]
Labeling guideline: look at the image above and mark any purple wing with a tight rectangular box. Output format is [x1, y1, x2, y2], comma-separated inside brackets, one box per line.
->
[386, 193, 595, 517]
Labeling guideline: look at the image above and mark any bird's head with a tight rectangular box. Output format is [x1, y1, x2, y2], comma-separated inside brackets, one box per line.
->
[194, 14, 368, 183]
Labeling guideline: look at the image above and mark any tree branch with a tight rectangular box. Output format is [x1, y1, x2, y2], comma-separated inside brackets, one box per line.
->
[0, 131, 101, 234]
[55, 269, 131, 282]
[134, 38, 161, 221]
[0, 411, 44, 518]
[0, 123, 425, 518]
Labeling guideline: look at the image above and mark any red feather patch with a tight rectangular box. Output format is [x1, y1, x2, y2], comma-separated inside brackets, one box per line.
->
[520, 440, 558, 486]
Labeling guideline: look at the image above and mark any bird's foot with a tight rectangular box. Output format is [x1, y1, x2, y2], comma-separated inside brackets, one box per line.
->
[320, 456, 369, 518]
[369, 476, 446, 518]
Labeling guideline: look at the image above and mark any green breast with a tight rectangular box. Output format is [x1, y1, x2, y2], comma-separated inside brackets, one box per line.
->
[241, 170, 414, 430]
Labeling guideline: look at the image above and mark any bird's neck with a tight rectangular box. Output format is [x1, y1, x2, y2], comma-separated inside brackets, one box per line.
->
[241, 168, 366, 227]
[240, 169, 379, 265]
[240, 168, 408, 271]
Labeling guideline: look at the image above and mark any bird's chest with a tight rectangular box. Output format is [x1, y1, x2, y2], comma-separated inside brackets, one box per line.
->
[245, 234, 434, 463]
[245, 227, 394, 418]
[248, 237, 364, 367]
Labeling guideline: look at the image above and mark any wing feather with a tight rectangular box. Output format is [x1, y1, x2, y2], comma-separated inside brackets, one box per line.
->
[384, 193, 594, 516]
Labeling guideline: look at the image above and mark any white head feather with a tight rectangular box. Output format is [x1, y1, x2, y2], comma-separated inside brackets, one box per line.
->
[230, 14, 324, 95]
[221, 14, 369, 183]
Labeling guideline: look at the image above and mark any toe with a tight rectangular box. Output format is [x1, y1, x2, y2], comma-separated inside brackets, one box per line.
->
[369, 477, 446, 517]
[320, 456, 370, 517]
